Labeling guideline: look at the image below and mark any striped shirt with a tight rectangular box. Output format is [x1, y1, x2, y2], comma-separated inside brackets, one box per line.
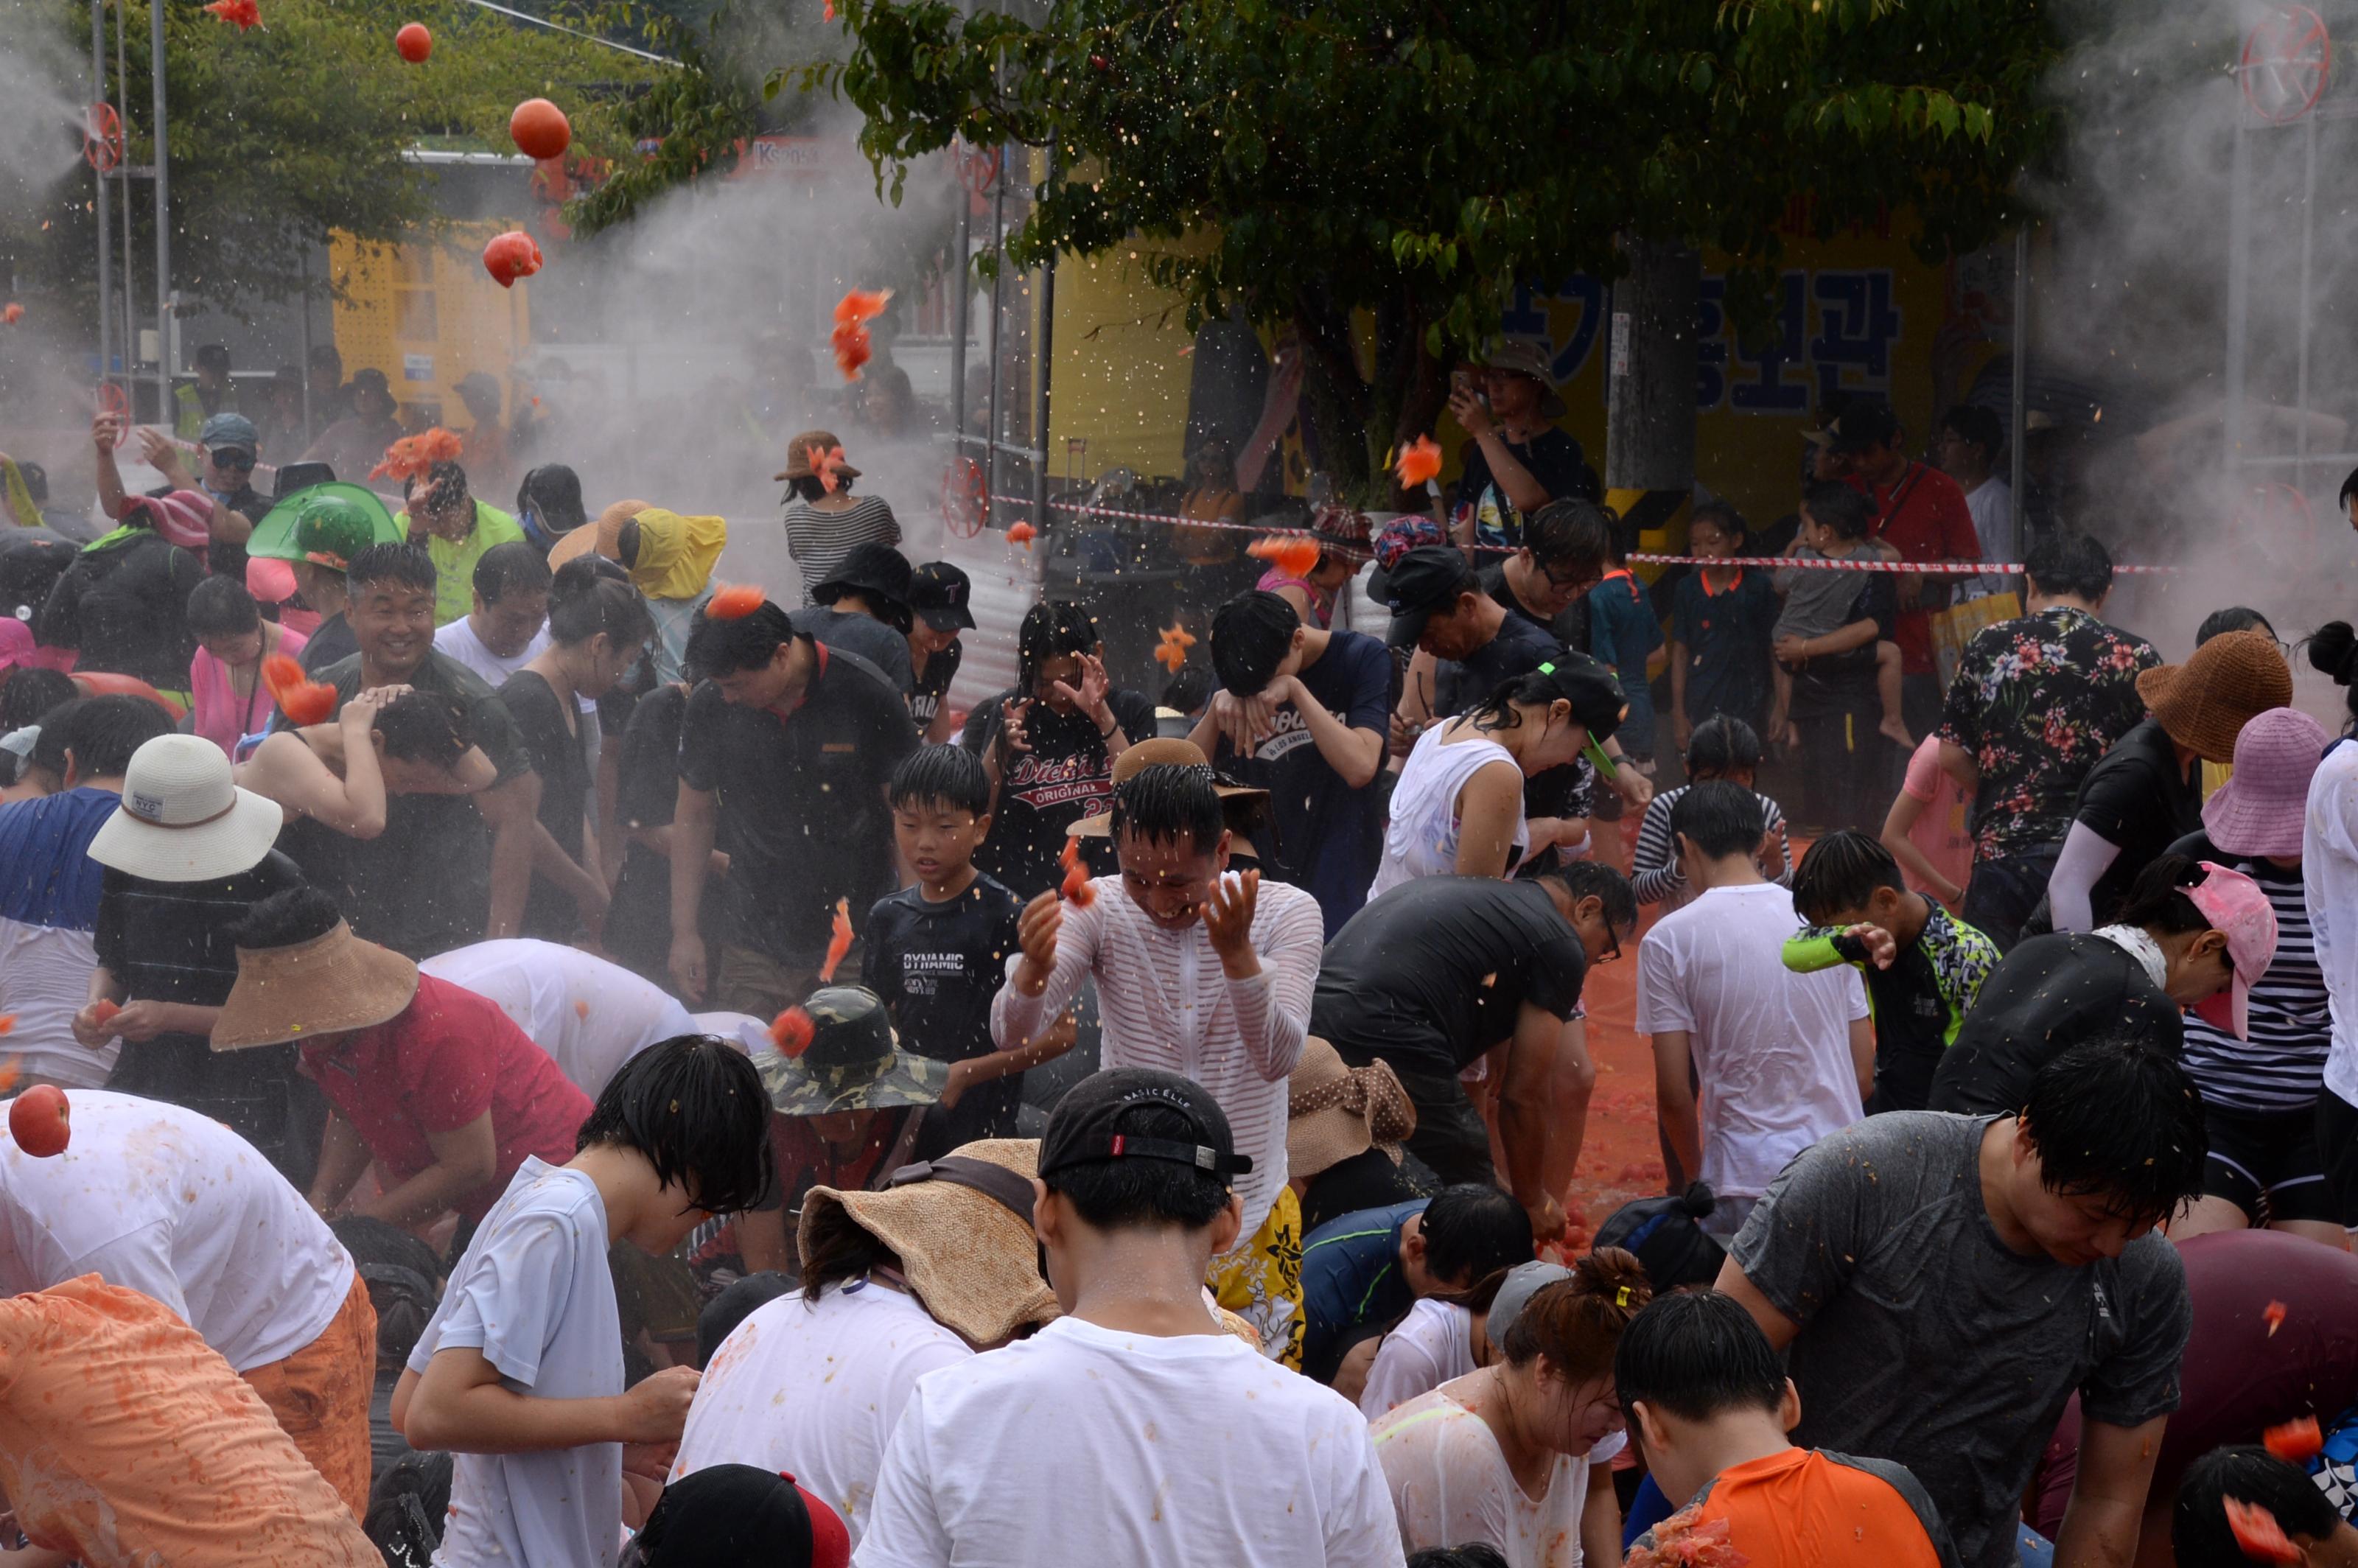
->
[1631, 785, 1794, 911]
[2178, 846, 2329, 1113]
[991, 876, 1323, 1236]
[781, 495, 901, 604]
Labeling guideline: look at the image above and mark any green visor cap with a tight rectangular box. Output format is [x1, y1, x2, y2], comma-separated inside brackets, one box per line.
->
[246, 483, 404, 570]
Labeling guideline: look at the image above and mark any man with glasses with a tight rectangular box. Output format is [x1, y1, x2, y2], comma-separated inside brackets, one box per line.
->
[1477, 496, 1615, 656]
[94, 410, 266, 587]
[1309, 861, 1635, 1239]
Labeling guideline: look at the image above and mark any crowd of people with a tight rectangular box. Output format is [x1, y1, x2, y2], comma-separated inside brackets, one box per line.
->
[2, 349, 2358, 1568]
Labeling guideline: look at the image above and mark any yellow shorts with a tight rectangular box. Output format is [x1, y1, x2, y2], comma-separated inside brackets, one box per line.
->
[1207, 1185, 1303, 1368]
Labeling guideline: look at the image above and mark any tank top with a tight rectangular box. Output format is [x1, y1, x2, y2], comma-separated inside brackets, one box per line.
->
[1257, 566, 1334, 629]
[1368, 722, 1528, 900]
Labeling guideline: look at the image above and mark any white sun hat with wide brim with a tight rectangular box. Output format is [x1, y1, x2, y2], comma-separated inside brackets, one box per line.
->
[88, 732, 288, 883]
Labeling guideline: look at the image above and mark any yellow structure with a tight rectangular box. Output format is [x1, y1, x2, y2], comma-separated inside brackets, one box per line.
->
[326, 221, 533, 433]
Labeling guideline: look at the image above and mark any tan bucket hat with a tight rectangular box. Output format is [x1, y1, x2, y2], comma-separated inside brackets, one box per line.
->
[88, 733, 290, 884]
[796, 1138, 1059, 1346]
[211, 920, 421, 1051]
[2135, 629, 2295, 765]
[774, 430, 862, 484]
[1287, 1039, 1416, 1183]
[548, 497, 650, 567]
[1066, 738, 1270, 841]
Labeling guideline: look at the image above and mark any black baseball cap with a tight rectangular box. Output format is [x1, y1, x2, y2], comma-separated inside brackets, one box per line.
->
[632, 1463, 850, 1568]
[1381, 545, 1481, 650]
[1820, 397, 1900, 455]
[1533, 652, 1628, 745]
[1039, 1068, 1253, 1181]
[909, 561, 976, 632]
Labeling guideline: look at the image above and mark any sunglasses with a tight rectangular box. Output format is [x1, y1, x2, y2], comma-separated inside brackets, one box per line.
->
[210, 449, 256, 470]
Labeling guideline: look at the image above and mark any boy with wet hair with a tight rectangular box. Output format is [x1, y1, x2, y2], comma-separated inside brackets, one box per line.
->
[1718, 1036, 2203, 1568]
[858, 1067, 1402, 1568]
[1783, 828, 1999, 1113]
[396, 1033, 775, 1568]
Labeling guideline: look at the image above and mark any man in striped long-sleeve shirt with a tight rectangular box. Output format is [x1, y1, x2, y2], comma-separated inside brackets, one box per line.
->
[993, 761, 1323, 1366]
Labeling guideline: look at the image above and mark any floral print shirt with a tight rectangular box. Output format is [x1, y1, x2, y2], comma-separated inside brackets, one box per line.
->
[1936, 606, 2160, 859]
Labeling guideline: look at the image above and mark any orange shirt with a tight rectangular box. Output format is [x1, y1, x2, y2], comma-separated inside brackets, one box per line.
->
[1671, 1447, 1951, 1568]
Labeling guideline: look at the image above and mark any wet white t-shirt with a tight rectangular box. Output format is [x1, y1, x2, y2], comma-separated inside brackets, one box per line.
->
[422, 939, 699, 1099]
[1368, 725, 1530, 899]
[1371, 1379, 1627, 1567]
[859, 1315, 1401, 1567]
[1360, 1298, 1476, 1418]
[674, 1279, 970, 1544]
[0, 1090, 353, 1370]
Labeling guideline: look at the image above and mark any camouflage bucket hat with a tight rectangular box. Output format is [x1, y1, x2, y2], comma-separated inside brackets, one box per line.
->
[755, 984, 947, 1116]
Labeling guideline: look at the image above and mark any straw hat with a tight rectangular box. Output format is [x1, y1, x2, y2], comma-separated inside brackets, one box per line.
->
[88, 734, 287, 884]
[211, 920, 421, 1051]
[548, 497, 651, 567]
[2202, 707, 2329, 859]
[774, 430, 861, 484]
[1287, 1039, 1415, 1183]
[796, 1138, 1059, 1346]
[2135, 629, 2294, 765]
[1066, 738, 1270, 840]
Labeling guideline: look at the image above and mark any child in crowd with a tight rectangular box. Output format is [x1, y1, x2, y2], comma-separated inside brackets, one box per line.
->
[396, 1035, 774, 1568]
[1586, 529, 1664, 772]
[1637, 783, 1871, 1234]
[1783, 830, 2000, 1113]
[863, 746, 1069, 1156]
[1298, 1183, 1535, 1385]
[858, 1068, 1402, 1567]
[1883, 733, 1976, 912]
[1631, 714, 1791, 911]
[1615, 1289, 1959, 1567]
[2175, 1446, 2358, 1567]
[1668, 501, 1780, 755]
[1768, 483, 1907, 752]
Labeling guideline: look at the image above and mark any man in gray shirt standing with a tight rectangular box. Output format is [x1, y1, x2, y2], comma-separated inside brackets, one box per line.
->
[1715, 1035, 2200, 1568]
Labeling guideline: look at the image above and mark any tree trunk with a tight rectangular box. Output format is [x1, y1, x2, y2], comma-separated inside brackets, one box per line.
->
[1290, 290, 1371, 503]
[1603, 237, 1698, 500]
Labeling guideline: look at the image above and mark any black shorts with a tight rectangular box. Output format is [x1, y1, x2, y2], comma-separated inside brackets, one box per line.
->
[2317, 1091, 2358, 1226]
[2204, 1102, 2338, 1225]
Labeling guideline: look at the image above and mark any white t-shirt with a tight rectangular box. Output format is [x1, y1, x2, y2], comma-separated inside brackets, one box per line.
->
[1371, 1380, 1626, 1568]
[858, 1315, 1402, 1568]
[673, 1279, 971, 1544]
[1963, 475, 2015, 592]
[434, 615, 550, 687]
[0, 1090, 353, 1370]
[2307, 739, 2358, 1107]
[1369, 726, 1529, 900]
[1360, 1298, 1476, 1419]
[421, 939, 699, 1099]
[1634, 881, 1869, 1199]
[410, 1158, 622, 1568]
[0, 922, 110, 1087]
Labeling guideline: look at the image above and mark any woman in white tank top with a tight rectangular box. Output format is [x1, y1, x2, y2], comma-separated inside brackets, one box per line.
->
[1368, 658, 1620, 899]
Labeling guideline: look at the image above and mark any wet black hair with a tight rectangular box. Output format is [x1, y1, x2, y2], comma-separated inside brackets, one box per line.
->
[2021, 1034, 2207, 1226]
[2175, 1446, 2343, 1566]
[546, 556, 654, 649]
[2309, 620, 2358, 734]
[889, 743, 991, 816]
[1614, 1289, 1787, 1423]
[786, 471, 855, 502]
[364, 1449, 455, 1568]
[1110, 762, 1225, 851]
[2341, 463, 2358, 514]
[1669, 778, 1764, 861]
[575, 1035, 775, 1217]
[2023, 532, 2113, 602]
[698, 1272, 794, 1367]
[374, 688, 474, 766]
[0, 668, 77, 734]
[1209, 589, 1298, 697]
[186, 573, 262, 639]
[1522, 498, 1615, 574]
[346, 542, 437, 595]
[1464, 664, 1581, 735]
[1045, 1098, 1233, 1229]
[1533, 858, 1639, 939]
[1160, 662, 1214, 718]
[1790, 830, 1905, 923]
[2196, 606, 2276, 647]
[1406, 1550, 1511, 1568]
[1683, 713, 1761, 777]
[1017, 600, 1098, 696]
[1421, 1183, 1533, 1288]
[50, 694, 174, 780]
[473, 540, 553, 606]
[1939, 403, 2004, 467]
[1686, 500, 1745, 542]
[231, 884, 346, 951]
[1799, 481, 1875, 541]
[2113, 853, 2219, 937]
[195, 343, 230, 374]
[685, 600, 798, 678]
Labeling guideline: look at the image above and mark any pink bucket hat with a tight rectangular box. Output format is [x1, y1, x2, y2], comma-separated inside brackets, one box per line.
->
[2186, 861, 2278, 1040]
[2201, 707, 2329, 858]
[130, 490, 214, 552]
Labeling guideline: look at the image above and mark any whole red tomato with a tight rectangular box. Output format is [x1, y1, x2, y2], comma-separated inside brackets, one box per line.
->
[9, 1085, 70, 1158]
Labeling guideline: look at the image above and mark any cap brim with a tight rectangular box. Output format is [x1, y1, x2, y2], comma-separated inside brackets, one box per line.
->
[1386, 608, 1432, 650]
[87, 786, 286, 884]
[755, 1046, 946, 1115]
[917, 604, 976, 632]
[245, 483, 401, 563]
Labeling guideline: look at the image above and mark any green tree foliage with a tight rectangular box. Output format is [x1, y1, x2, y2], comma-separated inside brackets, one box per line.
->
[788, 0, 2060, 500]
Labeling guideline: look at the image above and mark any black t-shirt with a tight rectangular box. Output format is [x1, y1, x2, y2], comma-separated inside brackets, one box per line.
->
[790, 606, 914, 693]
[861, 872, 1024, 1153]
[602, 684, 720, 987]
[1457, 427, 1600, 551]
[909, 637, 962, 734]
[677, 643, 919, 965]
[960, 686, 1158, 899]
[1927, 931, 2186, 1115]
[315, 648, 533, 959]
[1310, 877, 1589, 1079]
[500, 668, 592, 942]
[1433, 610, 1562, 718]
[1477, 559, 1587, 657]
[1300, 1146, 1421, 1236]
[300, 612, 357, 675]
[2072, 718, 2202, 926]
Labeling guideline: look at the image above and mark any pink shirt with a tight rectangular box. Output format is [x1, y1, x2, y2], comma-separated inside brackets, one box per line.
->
[189, 623, 307, 756]
[1900, 735, 1974, 906]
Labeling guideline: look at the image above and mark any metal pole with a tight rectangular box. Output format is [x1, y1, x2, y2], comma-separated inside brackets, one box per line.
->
[2223, 116, 2253, 488]
[1030, 139, 1057, 534]
[90, 0, 111, 385]
[299, 294, 313, 444]
[150, 0, 170, 430]
[948, 145, 971, 462]
[116, 0, 136, 399]
[983, 143, 1007, 523]
[2009, 225, 2029, 541]
[2295, 111, 2318, 480]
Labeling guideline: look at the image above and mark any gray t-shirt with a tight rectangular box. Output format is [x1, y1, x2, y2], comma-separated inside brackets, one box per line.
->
[1730, 1112, 2190, 1568]
[1771, 539, 1899, 642]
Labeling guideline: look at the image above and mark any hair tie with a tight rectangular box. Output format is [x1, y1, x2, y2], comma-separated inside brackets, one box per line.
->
[1614, 1284, 1632, 1307]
